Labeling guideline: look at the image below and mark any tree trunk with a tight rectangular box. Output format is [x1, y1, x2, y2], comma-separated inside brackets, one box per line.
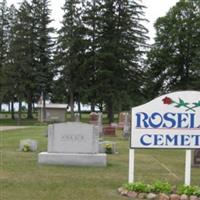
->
[0, 103, 1, 112]
[91, 102, 95, 112]
[99, 103, 103, 112]
[17, 100, 22, 125]
[77, 95, 81, 119]
[42, 92, 46, 122]
[27, 100, 33, 119]
[107, 100, 114, 124]
[11, 101, 15, 119]
[32, 102, 35, 110]
[8, 103, 10, 112]
[70, 90, 75, 121]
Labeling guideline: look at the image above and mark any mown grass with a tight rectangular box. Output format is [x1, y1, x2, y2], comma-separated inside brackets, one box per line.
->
[0, 127, 200, 200]
[0, 119, 47, 126]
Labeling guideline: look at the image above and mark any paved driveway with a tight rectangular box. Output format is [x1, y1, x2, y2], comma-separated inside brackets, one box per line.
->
[0, 126, 30, 131]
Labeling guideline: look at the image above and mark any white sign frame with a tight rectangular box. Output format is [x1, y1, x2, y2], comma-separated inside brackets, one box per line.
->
[129, 91, 200, 185]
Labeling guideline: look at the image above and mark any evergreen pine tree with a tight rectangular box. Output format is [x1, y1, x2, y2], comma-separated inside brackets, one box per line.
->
[94, 0, 148, 122]
[3, 4, 18, 119]
[0, 0, 10, 110]
[56, 0, 86, 120]
[82, 0, 102, 111]
[6, 0, 54, 119]
[31, 0, 54, 121]
[5, 1, 32, 121]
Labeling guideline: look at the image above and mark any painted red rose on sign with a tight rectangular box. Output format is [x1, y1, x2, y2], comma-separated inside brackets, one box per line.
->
[162, 97, 173, 104]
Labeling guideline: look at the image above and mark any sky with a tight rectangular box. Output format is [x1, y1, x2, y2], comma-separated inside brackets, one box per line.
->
[7, 0, 179, 43]
[144, 0, 179, 42]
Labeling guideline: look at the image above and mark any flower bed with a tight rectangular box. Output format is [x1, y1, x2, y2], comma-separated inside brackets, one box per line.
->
[118, 182, 200, 200]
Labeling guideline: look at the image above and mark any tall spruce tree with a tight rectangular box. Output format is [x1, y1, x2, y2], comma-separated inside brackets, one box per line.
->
[24, 0, 38, 118]
[3, 4, 17, 119]
[146, 0, 200, 98]
[5, 1, 32, 121]
[56, 0, 86, 120]
[32, 0, 54, 121]
[82, 0, 102, 111]
[6, 0, 38, 119]
[6, 0, 54, 119]
[0, 0, 9, 111]
[94, 0, 148, 122]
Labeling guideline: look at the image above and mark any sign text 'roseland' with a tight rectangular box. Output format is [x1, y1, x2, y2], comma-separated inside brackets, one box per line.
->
[131, 91, 200, 149]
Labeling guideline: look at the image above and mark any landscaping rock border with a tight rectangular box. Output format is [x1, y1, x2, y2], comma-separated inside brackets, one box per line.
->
[118, 188, 200, 200]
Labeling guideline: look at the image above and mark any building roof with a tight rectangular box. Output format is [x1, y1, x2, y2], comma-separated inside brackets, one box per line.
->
[36, 104, 68, 109]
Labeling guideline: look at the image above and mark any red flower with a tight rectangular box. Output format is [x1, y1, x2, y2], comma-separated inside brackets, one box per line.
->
[162, 97, 173, 104]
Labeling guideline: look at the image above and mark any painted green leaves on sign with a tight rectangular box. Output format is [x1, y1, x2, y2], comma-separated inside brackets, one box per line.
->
[162, 97, 200, 112]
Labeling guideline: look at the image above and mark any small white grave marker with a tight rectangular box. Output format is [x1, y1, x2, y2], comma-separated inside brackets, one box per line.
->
[19, 139, 38, 152]
[129, 91, 200, 185]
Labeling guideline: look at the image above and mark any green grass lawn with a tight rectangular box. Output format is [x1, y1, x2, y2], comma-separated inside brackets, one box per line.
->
[0, 112, 119, 126]
[0, 119, 47, 126]
[0, 127, 200, 200]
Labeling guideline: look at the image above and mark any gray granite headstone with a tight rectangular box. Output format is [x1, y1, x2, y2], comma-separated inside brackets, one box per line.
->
[89, 112, 98, 124]
[96, 113, 103, 137]
[48, 122, 99, 154]
[123, 112, 130, 138]
[38, 122, 107, 166]
[74, 113, 80, 122]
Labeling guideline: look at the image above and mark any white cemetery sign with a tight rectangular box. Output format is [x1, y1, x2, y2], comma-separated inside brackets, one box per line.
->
[129, 91, 200, 185]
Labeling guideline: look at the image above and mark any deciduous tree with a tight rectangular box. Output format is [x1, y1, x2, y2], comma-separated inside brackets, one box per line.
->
[146, 0, 200, 98]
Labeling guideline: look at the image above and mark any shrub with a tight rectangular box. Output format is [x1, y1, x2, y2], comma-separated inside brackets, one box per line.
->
[194, 188, 200, 197]
[123, 182, 200, 196]
[124, 182, 151, 193]
[151, 181, 172, 194]
[177, 185, 199, 196]
[124, 181, 172, 194]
